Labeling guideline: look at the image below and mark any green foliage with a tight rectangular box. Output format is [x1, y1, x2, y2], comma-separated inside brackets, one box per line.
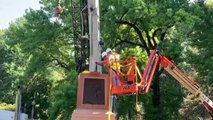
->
[188, 1, 213, 85]
[116, 95, 137, 120]
[2, 2, 76, 119]
[100, 0, 197, 51]
[159, 75, 184, 120]
[0, 30, 14, 103]
[20, 76, 52, 119]
[183, 2, 213, 118]
[100, 0, 194, 119]
[120, 46, 148, 69]
[0, 103, 15, 111]
[48, 70, 78, 120]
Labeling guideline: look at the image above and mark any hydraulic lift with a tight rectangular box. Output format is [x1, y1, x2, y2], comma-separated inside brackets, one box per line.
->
[111, 50, 213, 118]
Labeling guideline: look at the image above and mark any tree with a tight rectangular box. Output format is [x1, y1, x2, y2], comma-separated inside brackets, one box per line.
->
[48, 70, 78, 120]
[0, 30, 14, 103]
[188, 1, 213, 85]
[3, 2, 77, 119]
[183, 1, 213, 119]
[100, 0, 201, 119]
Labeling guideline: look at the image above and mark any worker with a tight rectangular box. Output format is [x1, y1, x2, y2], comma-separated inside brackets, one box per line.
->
[95, 52, 110, 73]
[106, 48, 121, 114]
[106, 48, 121, 86]
[96, 50, 118, 113]
[106, 48, 120, 62]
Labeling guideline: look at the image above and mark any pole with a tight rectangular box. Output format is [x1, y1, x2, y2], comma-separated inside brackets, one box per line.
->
[14, 86, 21, 120]
[31, 100, 35, 120]
[88, 0, 101, 72]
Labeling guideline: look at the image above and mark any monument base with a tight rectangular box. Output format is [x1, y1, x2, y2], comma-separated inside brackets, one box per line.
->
[71, 108, 116, 120]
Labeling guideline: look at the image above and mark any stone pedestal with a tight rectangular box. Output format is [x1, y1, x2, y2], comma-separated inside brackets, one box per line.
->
[72, 109, 116, 120]
[71, 72, 116, 120]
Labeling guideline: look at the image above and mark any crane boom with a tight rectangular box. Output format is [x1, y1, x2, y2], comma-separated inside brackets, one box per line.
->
[141, 50, 213, 117]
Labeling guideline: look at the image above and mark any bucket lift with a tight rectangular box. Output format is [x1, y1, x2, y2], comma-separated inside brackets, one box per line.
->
[110, 50, 213, 118]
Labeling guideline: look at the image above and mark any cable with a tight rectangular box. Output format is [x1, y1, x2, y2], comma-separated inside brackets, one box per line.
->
[108, 64, 112, 120]
[80, 5, 87, 36]
[135, 64, 140, 112]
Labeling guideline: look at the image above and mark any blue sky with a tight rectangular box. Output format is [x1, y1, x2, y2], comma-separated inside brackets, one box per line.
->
[0, 0, 41, 29]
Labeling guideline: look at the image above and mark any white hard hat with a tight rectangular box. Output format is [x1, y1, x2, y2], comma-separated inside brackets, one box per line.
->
[102, 52, 107, 58]
[106, 48, 112, 53]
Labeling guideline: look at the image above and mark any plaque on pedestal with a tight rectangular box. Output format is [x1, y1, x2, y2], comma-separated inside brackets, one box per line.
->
[71, 72, 116, 120]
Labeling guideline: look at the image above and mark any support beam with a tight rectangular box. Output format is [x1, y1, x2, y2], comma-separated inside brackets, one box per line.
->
[88, 0, 101, 72]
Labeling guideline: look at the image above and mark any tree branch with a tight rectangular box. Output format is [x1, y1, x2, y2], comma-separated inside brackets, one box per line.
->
[38, 47, 70, 71]
[119, 9, 129, 21]
[115, 20, 150, 55]
[145, 31, 155, 49]
[112, 39, 144, 49]
[160, 23, 175, 41]
[50, 55, 70, 71]
[152, 28, 162, 47]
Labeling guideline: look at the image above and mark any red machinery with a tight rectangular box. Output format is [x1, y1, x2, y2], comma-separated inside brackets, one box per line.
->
[111, 50, 213, 118]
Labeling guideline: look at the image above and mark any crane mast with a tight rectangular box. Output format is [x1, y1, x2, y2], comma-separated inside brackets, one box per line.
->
[87, 0, 101, 72]
[72, 0, 101, 73]
[72, 0, 90, 73]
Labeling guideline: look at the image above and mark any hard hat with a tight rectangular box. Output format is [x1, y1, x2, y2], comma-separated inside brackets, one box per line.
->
[102, 52, 107, 58]
[106, 48, 112, 53]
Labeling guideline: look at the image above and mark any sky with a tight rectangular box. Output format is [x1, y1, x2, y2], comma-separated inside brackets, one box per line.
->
[0, 0, 41, 29]
[0, 0, 209, 29]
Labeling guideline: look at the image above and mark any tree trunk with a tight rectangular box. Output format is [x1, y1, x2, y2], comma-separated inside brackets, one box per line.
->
[128, 109, 132, 120]
[152, 65, 161, 108]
